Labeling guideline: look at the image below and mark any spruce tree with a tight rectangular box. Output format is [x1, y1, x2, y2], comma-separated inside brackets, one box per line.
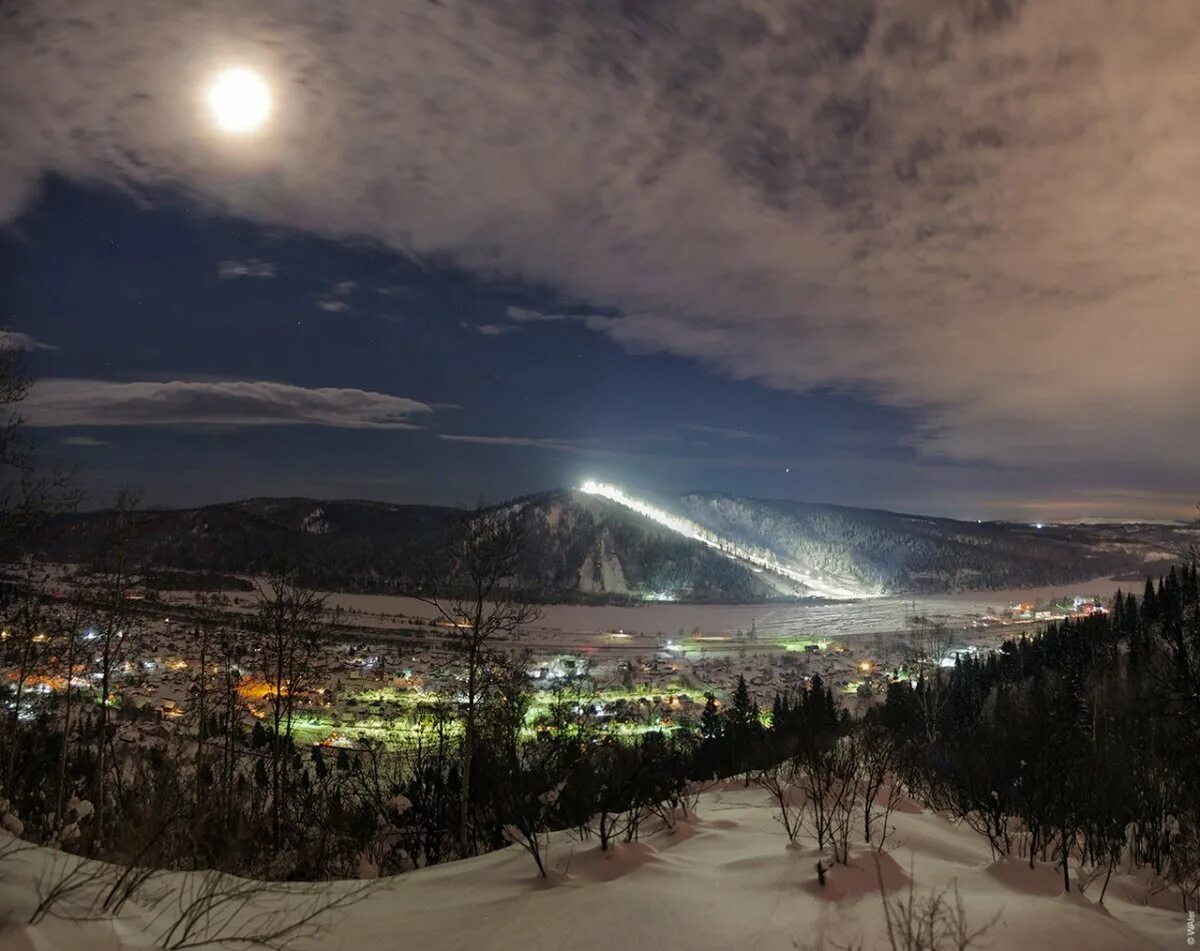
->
[731, 675, 753, 731]
[700, 693, 721, 740]
[1142, 578, 1159, 626]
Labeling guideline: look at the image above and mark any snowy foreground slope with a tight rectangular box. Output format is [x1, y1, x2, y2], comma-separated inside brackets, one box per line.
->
[0, 786, 1184, 950]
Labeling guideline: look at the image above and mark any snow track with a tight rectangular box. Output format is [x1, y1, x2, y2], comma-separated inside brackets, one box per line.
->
[578, 481, 874, 600]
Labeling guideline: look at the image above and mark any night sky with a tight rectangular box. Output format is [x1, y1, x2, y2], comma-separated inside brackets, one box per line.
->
[1, 2, 1198, 520]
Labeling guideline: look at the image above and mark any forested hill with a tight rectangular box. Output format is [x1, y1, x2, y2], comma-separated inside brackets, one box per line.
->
[21, 489, 1185, 602]
[674, 492, 1179, 595]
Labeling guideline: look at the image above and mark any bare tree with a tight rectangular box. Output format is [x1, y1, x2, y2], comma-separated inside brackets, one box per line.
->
[395, 702, 460, 869]
[31, 855, 378, 951]
[415, 506, 541, 854]
[577, 736, 659, 852]
[1, 558, 52, 796]
[53, 594, 88, 826]
[858, 723, 903, 848]
[877, 857, 1000, 951]
[85, 488, 143, 849]
[1169, 818, 1200, 913]
[801, 735, 859, 864]
[0, 348, 79, 824]
[1171, 501, 1200, 571]
[29, 851, 105, 925]
[214, 625, 248, 839]
[151, 872, 378, 950]
[903, 615, 955, 673]
[252, 563, 329, 855]
[900, 615, 954, 741]
[482, 659, 560, 877]
[755, 752, 806, 842]
[188, 592, 232, 822]
[0, 347, 78, 562]
[0, 347, 31, 545]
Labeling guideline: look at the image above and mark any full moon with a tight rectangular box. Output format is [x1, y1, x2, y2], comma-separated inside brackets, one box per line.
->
[206, 68, 272, 134]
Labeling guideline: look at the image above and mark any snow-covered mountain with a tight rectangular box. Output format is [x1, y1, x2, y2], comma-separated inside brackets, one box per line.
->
[22, 487, 1181, 601]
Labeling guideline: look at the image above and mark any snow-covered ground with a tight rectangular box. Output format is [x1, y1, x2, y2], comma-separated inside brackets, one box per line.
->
[281, 575, 1129, 640]
[0, 785, 1183, 950]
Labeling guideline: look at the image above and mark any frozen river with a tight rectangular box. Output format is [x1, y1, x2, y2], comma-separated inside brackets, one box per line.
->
[320, 576, 1128, 641]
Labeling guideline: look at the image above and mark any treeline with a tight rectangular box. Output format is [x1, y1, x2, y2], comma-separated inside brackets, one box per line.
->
[878, 567, 1200, 905]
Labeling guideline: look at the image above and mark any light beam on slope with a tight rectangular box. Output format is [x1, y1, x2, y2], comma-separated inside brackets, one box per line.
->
[578, 481, 873, 600]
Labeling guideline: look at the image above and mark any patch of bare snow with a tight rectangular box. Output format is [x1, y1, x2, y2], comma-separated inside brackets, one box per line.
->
[0, 789, 1183, 950]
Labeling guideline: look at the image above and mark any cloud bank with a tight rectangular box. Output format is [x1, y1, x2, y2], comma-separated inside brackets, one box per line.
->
[3, 1, 1199, 494]
[24, 379, 433, 429]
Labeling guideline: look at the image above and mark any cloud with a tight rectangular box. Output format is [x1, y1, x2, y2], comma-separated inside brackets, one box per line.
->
[0, 330, 58, 352]
[4, 2, 1200, 491]
[61, 435, 108, 447]
[24, 379, 433, 429]
[681, 424, 778, 445]
[468, 323, 522, 336]
[438, 433, 667, 461]
[437, 430, 746, 460]
[504, 306, 588, 325]
[437, 434, 601, 454]
[631, 431, 685, 446]
[316, 280, 358, 311]
[503, 306, 614, 332]
[216, 258, 276, 280]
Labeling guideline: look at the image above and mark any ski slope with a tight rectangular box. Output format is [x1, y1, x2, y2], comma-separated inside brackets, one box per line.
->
[579, 481, 876, 600]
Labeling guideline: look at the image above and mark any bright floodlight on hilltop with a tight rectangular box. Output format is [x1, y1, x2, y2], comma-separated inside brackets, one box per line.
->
[206, 68, 272, 134]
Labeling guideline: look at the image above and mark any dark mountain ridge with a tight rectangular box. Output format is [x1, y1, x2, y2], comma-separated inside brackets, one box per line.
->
[21, 488, 1183, 602]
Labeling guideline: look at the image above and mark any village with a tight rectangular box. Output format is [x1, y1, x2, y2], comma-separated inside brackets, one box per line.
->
[7, 579, 1109, 753]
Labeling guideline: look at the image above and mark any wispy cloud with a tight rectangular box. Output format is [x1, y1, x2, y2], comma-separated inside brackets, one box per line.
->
[467, 322, 522, 336]
[436, 430, 733, 459]
[436, 433, 613, 456]
[316, 280, 358, 312]
[630, 431, 685, 446]
[681, 423, 779, 445]
[0, 330, 58, 352]
[216, 258, 276, 280]
[25, 379, 433, 429]
[504, 306, 588, 325]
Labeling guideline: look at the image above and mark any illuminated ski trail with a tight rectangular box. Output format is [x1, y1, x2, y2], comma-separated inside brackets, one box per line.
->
[578, 481, 874, 600]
